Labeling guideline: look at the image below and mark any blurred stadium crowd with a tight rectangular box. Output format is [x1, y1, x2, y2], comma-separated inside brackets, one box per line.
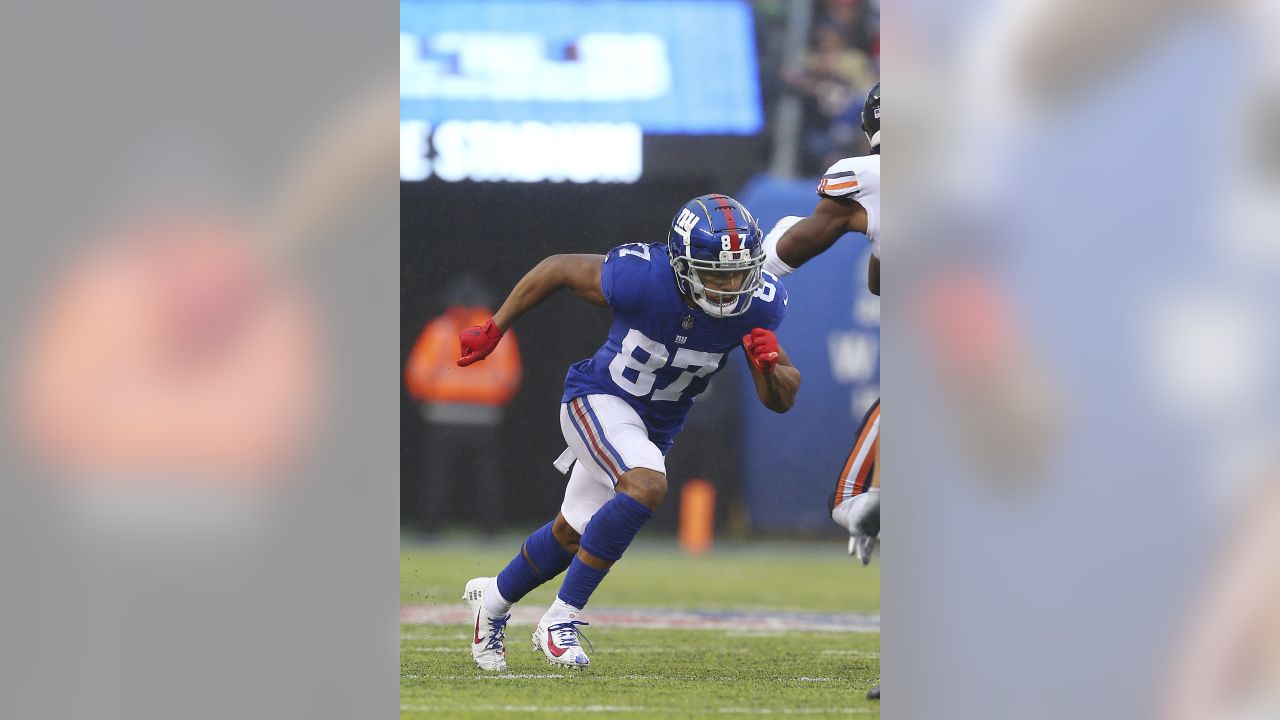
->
[756, 0, 880, 175]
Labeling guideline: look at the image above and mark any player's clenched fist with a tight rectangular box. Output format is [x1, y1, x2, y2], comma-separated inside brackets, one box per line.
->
[741, 328, 780, 375]
[457, 318, 504, 366]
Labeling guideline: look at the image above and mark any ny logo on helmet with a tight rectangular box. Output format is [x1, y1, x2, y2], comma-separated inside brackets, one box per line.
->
[673, 208, 700, 244]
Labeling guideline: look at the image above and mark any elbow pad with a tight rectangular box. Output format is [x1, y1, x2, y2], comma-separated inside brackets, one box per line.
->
[762, 216, 803, 278]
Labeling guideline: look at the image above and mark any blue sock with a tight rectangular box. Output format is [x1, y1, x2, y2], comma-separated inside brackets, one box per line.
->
[495, 522, 575, 604]
[557, 493, 654, 609]
[557, 558, 608, 610]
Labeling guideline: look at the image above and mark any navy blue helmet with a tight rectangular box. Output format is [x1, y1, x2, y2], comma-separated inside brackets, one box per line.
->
[666, 194, 764, 318]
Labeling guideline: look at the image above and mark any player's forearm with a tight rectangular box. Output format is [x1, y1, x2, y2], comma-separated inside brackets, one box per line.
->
[775, 214, 845, 269]
[753, 365, 801, 413]
[492, 255, 605, 330]
[491, 256, 573, 331]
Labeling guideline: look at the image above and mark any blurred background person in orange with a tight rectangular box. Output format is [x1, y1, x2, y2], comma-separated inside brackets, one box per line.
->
[404, 274, 522, 535]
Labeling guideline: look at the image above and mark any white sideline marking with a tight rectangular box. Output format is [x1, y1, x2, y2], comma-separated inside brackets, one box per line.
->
[402, 644, 696, 655]
[401, 704, 648, 713]
[588, 644, 742, 651]
[404, 673, 850, 684]
[717, 709, 873, 715]
[401, 605, 879, 633]
[402, 645, 871, 657]
[407, 673, 661, 681]
[400, 705, 873, 715]
[403, 674, 568, 681]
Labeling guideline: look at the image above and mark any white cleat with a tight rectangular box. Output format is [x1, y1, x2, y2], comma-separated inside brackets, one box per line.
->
[531, 617, 592, 669]
[851, 533, 879, 565]
[834, 489, 880, 565]
[464, 577, 509, 671]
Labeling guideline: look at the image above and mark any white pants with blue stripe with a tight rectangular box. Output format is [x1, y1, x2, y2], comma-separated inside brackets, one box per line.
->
[557, 394, 666, 534]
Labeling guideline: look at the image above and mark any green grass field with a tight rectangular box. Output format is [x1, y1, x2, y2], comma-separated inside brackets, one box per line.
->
[402, 537, 880, 719]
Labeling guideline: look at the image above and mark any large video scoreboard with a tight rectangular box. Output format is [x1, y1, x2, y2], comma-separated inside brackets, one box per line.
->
[400, 0, 763, 184]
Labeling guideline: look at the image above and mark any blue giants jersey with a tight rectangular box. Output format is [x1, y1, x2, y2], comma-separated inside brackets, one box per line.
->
[562, 243, 787, 452]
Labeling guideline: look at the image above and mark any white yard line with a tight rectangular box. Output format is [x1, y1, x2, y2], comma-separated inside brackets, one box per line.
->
[400, 704, 875, 715]
[403, 673, 851, 683]
[405, 673, 663, 681]
[400, 605, 879, 633]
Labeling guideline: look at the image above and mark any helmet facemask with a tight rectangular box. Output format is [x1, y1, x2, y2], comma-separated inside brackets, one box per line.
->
[673, 253, 763, 318]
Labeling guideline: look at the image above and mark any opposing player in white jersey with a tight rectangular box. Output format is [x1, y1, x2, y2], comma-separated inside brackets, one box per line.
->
[762, 82, 880, 700]
[764, 82, 881, 560]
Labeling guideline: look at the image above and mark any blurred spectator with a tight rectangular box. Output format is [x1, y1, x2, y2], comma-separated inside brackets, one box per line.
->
[820, 0, 879, 61]
[785, 23, 879, 172]
[752, 0, 794, 120]
[404, 274, 521, 535]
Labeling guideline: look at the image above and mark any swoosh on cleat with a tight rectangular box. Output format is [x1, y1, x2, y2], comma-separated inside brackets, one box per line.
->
[473, 610, 483, 645]
[546, 633, 568, 658]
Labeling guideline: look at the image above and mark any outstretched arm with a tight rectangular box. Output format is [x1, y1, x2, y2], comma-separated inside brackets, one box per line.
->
[492, 254, 606, 331]
[458, 254, 605, 366]
[742, 329, 801, 413]
[772, 197, 867, 270]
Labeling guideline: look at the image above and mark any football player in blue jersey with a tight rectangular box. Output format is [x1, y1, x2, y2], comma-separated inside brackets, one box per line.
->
[455, 194, 800, 671]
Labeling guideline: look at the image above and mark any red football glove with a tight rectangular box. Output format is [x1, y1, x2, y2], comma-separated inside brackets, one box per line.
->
[742, 328, 780, 375]
[457, 318, 504, 367]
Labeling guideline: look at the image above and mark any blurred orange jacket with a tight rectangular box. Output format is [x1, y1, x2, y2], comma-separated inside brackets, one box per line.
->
[405, 306, 521, 407]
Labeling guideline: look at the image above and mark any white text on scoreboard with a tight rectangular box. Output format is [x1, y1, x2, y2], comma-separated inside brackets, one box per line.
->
[400, 120, 642, 184]
[400, 32, 672, 103]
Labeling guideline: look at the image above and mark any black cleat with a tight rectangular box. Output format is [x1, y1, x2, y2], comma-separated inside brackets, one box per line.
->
[866, 683, 880, 700]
